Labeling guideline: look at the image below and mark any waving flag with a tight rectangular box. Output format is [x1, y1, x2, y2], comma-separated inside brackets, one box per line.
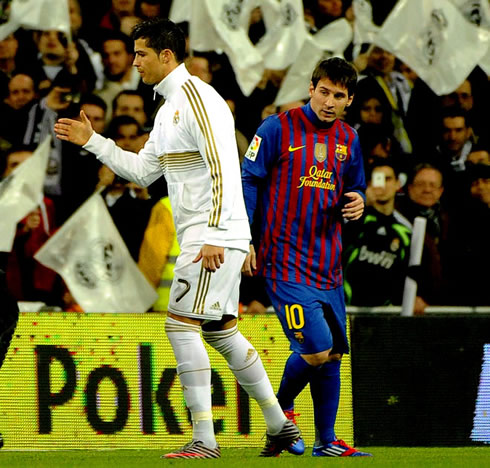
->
[255, 0, 308, 70]
[0, 137, 50, 252]
[374, 0, 490, 95]
[274, 18, 352, 107]
[449, 0, 490, 75]
[352, 0, 379, 58]
[0, 0, 70, 41]
[35, 194, 158, 313]
[189, 0, 264, 96]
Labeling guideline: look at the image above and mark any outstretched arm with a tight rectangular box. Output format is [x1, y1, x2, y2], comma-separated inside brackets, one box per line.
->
[54, 110, 94, 146]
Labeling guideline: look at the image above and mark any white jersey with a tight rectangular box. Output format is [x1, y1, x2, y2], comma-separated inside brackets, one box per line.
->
[84, 64, 251, 251]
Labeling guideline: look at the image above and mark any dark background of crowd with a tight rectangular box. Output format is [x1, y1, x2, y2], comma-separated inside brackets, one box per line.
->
[0, 0, 488, 313]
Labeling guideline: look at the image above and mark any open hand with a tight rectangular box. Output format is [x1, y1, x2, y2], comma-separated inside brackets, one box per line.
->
[54, 110, 94, 146]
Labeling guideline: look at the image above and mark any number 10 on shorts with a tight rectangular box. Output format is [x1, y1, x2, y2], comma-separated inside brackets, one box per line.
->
[285, 304, 305, 330]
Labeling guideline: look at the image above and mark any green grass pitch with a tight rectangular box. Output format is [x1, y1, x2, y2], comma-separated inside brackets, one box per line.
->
[1, 447, 489, 467]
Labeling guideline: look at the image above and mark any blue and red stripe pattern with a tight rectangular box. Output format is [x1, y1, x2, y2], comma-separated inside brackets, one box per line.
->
[242, 103, 366, 290]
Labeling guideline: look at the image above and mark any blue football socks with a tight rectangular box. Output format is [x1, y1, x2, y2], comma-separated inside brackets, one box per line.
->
[309, 360, 341, 443]
[276, 352, 316, 410]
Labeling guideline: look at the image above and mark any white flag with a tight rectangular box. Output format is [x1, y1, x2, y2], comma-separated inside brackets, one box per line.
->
[0, 136, 50, 252]
[374, 0, 490, 95]
[169, 0, 192, 23]
[449, 0, 490, 75]
[352, 0, 380, 58]
[34, 194, 158, 313]
[0, 0, 71, 41]
[255, 0, 308, 70]
[274, 18, 352, 107]
[189, 0, 264, 96]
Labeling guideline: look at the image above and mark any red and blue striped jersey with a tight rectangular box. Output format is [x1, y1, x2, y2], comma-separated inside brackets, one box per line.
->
[242, 103, 366, 290]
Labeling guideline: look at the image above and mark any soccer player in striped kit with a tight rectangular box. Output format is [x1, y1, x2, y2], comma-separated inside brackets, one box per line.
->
[242, 58, 372, 457]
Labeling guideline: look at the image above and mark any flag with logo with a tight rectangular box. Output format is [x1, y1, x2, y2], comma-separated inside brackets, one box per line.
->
[449, 0, 490, 75]
[0, 0, 70, 41]
[35, 193, 158, 313]
[255, 0, 308, 70]
[0, 136, 50, 252]
[374, 0, 490, 95]
[274, 18, 352, 107]
[189, 0, 264, 96]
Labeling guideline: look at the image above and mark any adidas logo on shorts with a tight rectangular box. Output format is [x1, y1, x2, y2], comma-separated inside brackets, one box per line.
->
[210, 301, 221, 311]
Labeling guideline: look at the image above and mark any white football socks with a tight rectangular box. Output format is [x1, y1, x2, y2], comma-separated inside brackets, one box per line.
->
[165, 317, 216, 448]
[203, 325, 286, 434]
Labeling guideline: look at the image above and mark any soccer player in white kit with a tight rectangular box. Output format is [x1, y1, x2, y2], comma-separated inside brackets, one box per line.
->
[54, 18, 300, 458]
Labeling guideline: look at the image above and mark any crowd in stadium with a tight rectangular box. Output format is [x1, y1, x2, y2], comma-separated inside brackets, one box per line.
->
[0, 0, 489, 315]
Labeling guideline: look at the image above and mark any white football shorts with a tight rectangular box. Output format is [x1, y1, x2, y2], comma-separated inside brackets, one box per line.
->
[167, 245, 247, 321]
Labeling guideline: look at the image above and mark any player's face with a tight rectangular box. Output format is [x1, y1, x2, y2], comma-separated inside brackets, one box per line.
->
[133, 38, 167, 85]
[309, 77, 353, 123]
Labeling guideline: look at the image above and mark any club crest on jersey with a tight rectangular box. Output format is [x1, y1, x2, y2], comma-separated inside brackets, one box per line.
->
[335, 144, 347, 161]
[294, 331, 305, 344]
[314, 143, 326, 162]
[173, 110, 180, 125]
[245, 134, 262, 162]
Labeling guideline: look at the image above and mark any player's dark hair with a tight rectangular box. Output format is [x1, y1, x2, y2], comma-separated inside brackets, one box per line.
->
[311, 57, 358, 96]
[131, 18, 186, 63]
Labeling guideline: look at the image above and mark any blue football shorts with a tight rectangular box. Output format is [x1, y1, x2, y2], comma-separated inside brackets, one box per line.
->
[265, 278, 349, 355]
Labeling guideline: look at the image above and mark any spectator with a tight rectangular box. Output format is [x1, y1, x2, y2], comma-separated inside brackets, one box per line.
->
[185, 54, 213, 84]
[343, 157, 412, 307]
[138, 195, 179, 311]
[0, 72, 38, 146]
[444, 163, 490, 306]
[101, 114, 153, 260]
[69, 0, 105, 91]
[28, 29, 95, 95]
[99, 0, 138, 31]
[22, 73, 98, 223]
[0, 33, 20, 99]
[396, 163, 450, 312]
[112, 89, 150, 128]
[80, 93, 108, 134]
[96, 29, 146, 123]
[432, 106, 475, 208]
[305, 0, 346, 31]
[137, 0, 169, 20]
[359, 45, 413, 155]
[2, 147, 59, 305]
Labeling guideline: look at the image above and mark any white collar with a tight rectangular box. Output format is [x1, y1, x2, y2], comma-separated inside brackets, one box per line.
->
[153, 63, 190, 99]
